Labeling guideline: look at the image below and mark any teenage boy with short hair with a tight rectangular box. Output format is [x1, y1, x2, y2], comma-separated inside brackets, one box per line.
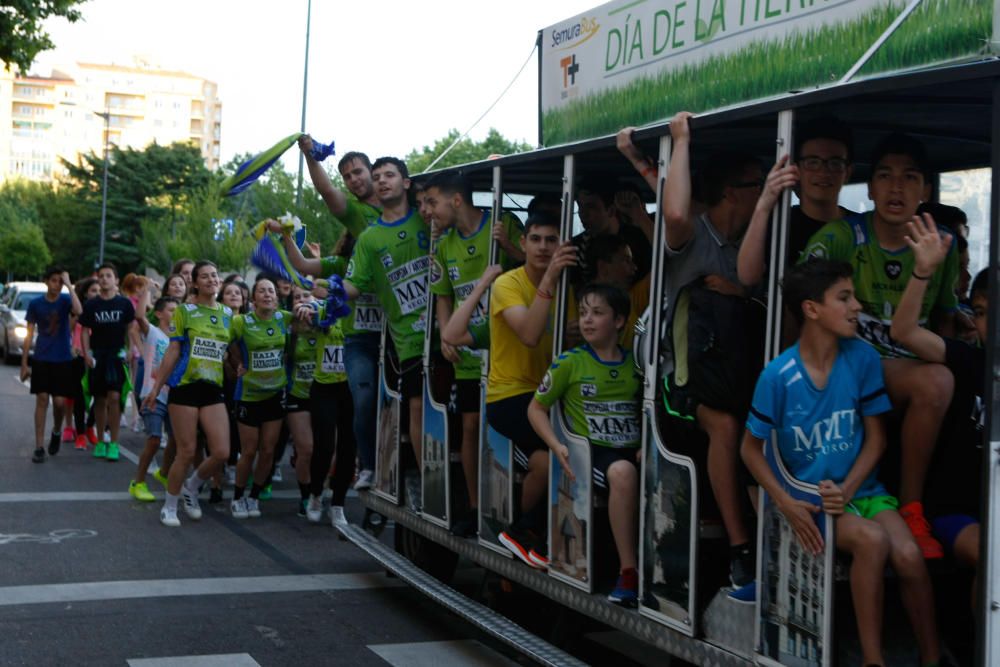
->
[424, 170, 524, 536]
[800, 133, 960, 558]
[22, 267, 82, 462]
[80, 262, 139, 462]
[570, 181, 651, 289]
[741, 259, 940, 667]
[528, 283, 642, 606]
[486, 213, 577, 566]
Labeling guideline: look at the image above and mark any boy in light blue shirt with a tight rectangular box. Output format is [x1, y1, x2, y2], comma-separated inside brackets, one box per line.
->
[741, 259, 941, 667]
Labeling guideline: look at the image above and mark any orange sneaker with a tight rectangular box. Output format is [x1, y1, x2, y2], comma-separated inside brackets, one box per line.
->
[86, 426, 98, 445]
[899, 501, 943, 560]
[74, 434, 87, 451]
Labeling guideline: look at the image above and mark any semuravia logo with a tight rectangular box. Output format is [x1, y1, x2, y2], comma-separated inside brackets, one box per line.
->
[551, 16, 600, 50]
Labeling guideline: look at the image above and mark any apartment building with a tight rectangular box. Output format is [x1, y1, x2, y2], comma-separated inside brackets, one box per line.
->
[1, 57, 222, 183]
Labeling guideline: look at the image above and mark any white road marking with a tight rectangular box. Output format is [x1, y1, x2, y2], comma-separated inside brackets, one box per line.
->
[367, 640, 520, 667]
[0, 572, 403, 607]
[128, 654, 261, 666]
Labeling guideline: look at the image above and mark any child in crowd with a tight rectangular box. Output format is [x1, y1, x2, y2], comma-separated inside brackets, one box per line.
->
[741, 259, 940, 667]
[528, 284, 642, 606]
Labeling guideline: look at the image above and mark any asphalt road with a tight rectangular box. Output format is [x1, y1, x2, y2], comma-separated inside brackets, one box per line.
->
[0, 368, 539, 667]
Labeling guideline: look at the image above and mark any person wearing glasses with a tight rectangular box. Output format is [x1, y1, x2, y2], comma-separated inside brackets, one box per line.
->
[737, 118, 855, 287]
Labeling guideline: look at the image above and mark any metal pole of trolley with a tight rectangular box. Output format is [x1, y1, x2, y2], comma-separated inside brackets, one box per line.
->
[295, 0, 312, 208]
[93, 109, 111, 267]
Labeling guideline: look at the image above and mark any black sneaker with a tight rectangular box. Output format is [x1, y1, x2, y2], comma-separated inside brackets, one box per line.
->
[208, 487, 224, 504]
[32, 447, 45, 463]
[450, 509, 478, 538]
[730, 544, 755, 588]
[47, 432, 61, 456]
[297, 499, 308, 518]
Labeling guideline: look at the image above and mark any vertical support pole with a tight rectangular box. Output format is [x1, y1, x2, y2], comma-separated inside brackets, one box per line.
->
[295, 0, 312, 208]
[764, 109, 794, 363]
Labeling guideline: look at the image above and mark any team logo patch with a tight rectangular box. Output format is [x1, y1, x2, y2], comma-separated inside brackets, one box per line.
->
[267, 327, 275, 336]
[210, 315, 218, 325]
[397, 231, 407, 240]
[581, 383, 597, 397]
[467, 245, 476, 255]
[308, 338, 317, 346]
[609, 369, 619, 379]
[537, 372, 553, 395]
[884, 260, 903, 280]
[380, 254, 393, 268]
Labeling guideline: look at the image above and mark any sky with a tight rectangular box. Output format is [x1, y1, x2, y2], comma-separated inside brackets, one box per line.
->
[34, 0, 589, 173]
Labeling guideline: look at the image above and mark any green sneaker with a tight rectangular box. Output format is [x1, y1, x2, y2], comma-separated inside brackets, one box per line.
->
[106, 442, 120, 462]
[129, 480, 155, 502]
[93, 442, 107, 458]
[260, 484, 272, 500]
[153, 469, 169, 487]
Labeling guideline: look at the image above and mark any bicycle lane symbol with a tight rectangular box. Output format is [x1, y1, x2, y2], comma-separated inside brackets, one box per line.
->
[0, 529, 98, 545]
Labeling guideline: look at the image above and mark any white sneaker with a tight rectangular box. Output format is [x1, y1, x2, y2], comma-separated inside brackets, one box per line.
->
[330, 505, 348, 528]
[181, 486, 202, 520]
[272, 466, 283, 482]
[160, 505, 180, 527]
[306, 495, 323, 523]
[354, 469, 373, 490]
[246, 496, 261, 518]
[230, 497, 249, 519]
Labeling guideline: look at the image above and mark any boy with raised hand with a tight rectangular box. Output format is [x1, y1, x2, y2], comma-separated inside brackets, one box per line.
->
[528, 283, 642, 606]
[741, 259, 940, 667]
[22, 267, 83, 463]
[737, 118, 855, 287]
[800, 133, 960, 559]
[80, 262, 139, 462]
[486, 213, 577, 567]
[297, 136, 383, 490]
[424, 170, 524, 537]
[891, 214, 987, 603]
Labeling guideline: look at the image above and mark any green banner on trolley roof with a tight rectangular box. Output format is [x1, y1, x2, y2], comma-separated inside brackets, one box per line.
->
[538, 0, 994, 146]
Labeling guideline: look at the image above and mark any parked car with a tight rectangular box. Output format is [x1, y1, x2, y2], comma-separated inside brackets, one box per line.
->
[0, 282, 70, 364]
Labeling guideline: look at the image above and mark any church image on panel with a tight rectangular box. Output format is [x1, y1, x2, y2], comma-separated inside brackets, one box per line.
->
[550, 469, 588, 581]
[481, 436, 510, 527]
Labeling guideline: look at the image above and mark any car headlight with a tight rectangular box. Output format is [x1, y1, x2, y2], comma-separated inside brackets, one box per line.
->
[14, 326, 28, 339]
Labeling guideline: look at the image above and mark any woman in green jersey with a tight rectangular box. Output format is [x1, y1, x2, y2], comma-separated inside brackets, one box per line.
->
[228, 278, 291, 520]
[143, 261, 233, 528]
[286, 285, 320, 520]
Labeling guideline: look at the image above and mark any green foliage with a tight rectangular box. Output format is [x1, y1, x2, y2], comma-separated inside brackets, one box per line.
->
[541, 0, 990, 145]
[0, 223, 51, 278]
[405, 128, 533, 174]
[0, 0, 85, 73]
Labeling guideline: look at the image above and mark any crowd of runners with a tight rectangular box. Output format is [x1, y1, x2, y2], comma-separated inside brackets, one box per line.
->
[18, 114, 987, 667]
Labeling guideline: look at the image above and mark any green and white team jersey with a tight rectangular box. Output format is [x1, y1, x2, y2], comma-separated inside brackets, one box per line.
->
[534, 344, 642, 449]
[346, 208, 431, 362]
[430, 210, 523, 380]
[168, 302, 234, 388]
[313, 302, 347, 385]
[321, 196, 383, 338]
[287, 328, 319, 399]
[320, 255, 382, 337]
[800, 212, 959, 357]
[231, 310, 291, 401]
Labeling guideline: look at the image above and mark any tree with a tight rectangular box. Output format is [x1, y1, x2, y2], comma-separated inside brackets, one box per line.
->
[405, 128, 533, 174]
[0, 1, 86, 73]
[0, 224, 51, 278]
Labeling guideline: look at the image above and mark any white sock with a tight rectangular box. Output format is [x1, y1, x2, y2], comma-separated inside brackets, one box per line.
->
[164, 493, 179, 511]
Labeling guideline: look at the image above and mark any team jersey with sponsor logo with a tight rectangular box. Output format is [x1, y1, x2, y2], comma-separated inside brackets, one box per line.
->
[168, 302, 233, 388]
[745, 338, 892, 498]
[346, 208, 430, 362]
[800, 212, 959, 357]
[231, 311, 291, 401]
[534, 344, 641, 449]
[287, 328, 320, 399]
[312, 301, 347, 385]
[321, 195, 383, 338]
[321, 255, 383, 337]
[430, 210, 523, 379]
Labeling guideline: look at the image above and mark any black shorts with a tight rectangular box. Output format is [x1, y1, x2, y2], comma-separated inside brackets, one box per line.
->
[169, 381, 225, 408]
[398, 356, 423, 401]
[592, 445, 639, 491]
[30, 359, 75, 397]
[452, 378, 481, 414]
[236, 392, 285, 426]
[88, 351, 126, 397]
[486, 392, 547, 470]
[284, 394, 312, 413]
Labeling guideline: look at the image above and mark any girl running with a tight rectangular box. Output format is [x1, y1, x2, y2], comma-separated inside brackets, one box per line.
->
[286, 285, 319, 520]
[143, 260, 233, 527]
[228, 278, 291, 519]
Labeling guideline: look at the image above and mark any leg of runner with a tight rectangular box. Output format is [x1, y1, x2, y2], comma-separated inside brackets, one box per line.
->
[344, 333, 379, 487]
[287, 410, 315, 519]
[93, 394, 109, 458]
[249, 419, 282, 517]
[328, 382, 356, 527]
[189, 402, 230, 514]
[233, 420, 260, 518]
[309, 382, 338, 521]
[163, 402, 200, 526]
[105, 390, 122, 461]
[31, 391, 51, 462]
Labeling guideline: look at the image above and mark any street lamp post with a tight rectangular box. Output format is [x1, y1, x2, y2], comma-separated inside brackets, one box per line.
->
[93, 109, 110, 267]
[295, 0, 312, 207]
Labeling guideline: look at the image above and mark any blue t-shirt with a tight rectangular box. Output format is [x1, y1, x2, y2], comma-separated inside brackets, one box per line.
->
[745, 338, 892, 499]
[25, 293, 72, 363]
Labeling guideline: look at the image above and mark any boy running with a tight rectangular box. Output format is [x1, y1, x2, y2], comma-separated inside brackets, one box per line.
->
[741, 259, 940, 667]
[22, 267, 82, 462]
[528, 284, 642, 606]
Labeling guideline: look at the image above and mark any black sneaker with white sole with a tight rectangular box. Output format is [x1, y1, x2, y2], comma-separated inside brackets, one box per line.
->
[32, 447, 45, 463]
[48, 432, 61, 456]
